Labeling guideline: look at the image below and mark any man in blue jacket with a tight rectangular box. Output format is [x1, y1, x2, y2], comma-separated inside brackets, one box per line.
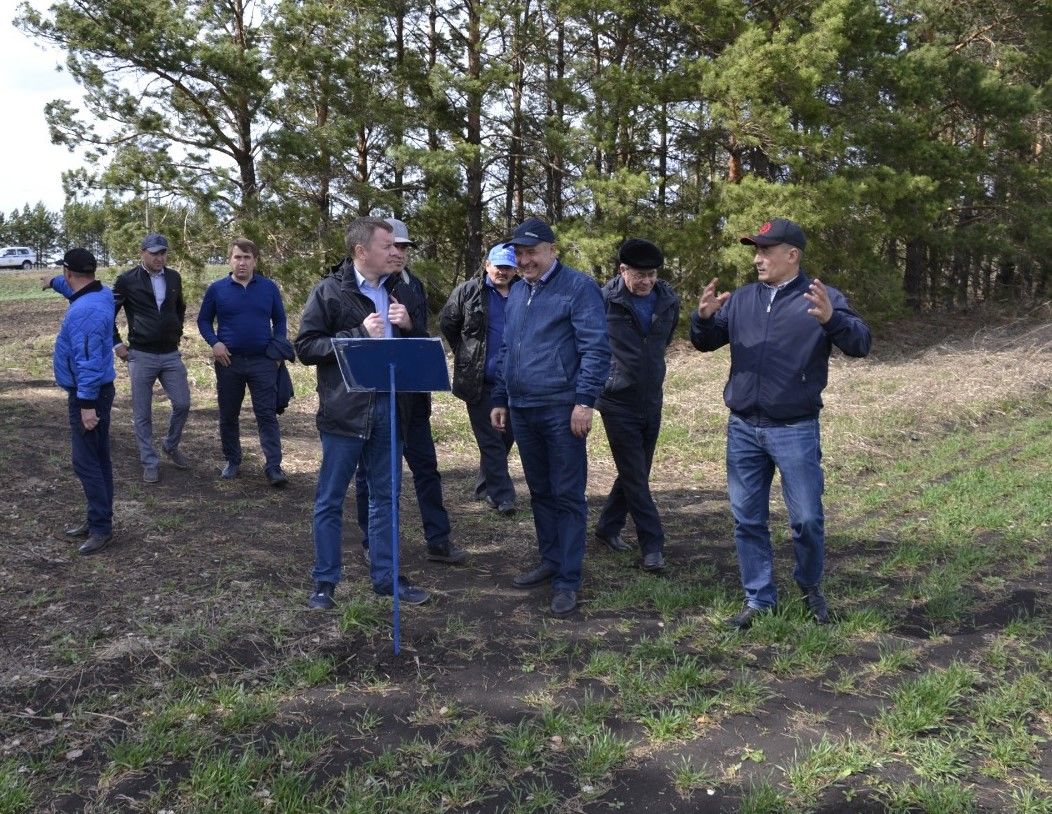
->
[197, 238, 290, 487]
[595, 238, 680, 571]
[491, 218, 611, 616]
[52, 249, 118, 555]
[691, 218, 871, 629]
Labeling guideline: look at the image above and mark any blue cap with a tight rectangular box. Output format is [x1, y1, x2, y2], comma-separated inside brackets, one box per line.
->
[141, 233, 169, 252]
[740, 218, 806, 251]
[487, 244, 518, 268]
[505, 217, 556, 247]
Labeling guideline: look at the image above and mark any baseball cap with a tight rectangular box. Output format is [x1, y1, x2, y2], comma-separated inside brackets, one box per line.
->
[505, 217, 556, 247]
[618, 238, 664, 269]
[384, 218, 416, 247]
[62, 248, 97, 275]
[740, 218, 806, 251]
[141, 233, 169, 252]
[487, 244, 518, 268]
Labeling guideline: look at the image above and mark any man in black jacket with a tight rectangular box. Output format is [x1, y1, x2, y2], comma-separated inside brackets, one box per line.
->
[113, 233, 191, 484]
[439, 243, 521, 515]
[594, 238, 680, 571]
[295, 218, 431, 610]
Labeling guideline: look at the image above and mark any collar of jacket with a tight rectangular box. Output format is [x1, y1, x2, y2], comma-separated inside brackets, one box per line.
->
[69, 279, 104, 303]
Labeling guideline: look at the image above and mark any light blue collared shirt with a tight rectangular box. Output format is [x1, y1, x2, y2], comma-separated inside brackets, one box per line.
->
[355, 268, 393, 337]
[145, 266, 166, 309]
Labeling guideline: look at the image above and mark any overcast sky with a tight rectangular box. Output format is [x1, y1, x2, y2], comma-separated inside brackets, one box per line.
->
[1, 3, 86, 215]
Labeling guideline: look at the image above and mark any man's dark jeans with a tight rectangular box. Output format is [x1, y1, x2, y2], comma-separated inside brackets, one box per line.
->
[215, 355, 282, 471]
[67, 382, 115, 536]
[466, 384, 516, 506]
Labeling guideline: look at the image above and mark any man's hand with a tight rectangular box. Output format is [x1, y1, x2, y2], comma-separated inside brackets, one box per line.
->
[81, 407, 99, 431]
[570, 405, 593, 438]
[803, 278, 833, 324]
[40, 274, 52, 291]
[363, 312, 386, 337]
[388, 295, 412, 331]
[212, 341, 232, 366]
[490, 407, 508, 432]
[697, 277, 730, 320]
[115, 345, 129, 361]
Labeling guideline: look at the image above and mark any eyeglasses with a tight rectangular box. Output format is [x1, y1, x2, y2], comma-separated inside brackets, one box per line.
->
[624, 268, 658, 280]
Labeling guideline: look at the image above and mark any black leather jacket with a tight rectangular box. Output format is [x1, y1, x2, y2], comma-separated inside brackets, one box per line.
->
[595, 275, 680, 413]
[112, 264, 186, 353]
[295, 260, 427, 438]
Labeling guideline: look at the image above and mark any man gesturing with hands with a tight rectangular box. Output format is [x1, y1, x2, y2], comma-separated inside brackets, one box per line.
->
[692, 218, 871, 630]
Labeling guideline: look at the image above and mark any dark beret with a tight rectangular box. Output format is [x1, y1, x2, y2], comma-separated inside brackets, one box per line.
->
[618, 238, 664, 270]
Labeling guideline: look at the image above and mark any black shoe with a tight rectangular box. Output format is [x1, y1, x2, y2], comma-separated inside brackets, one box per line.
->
[374, 579, 429, 605]
[800, 585, 831, 624]
[595, 531, 632, 552]
[78, 533, 112, 555]
[551, 590, 577, 616]
[64, 520, 90, 538]
[266, 466, 289, 488]
[641, 551, 666, 571]
[142, 466, 160, 484]
[221, 461, 240, 479]
[426, 544, 468, 565]
[308, 581, 336, 610]
[163, 445, 191, 470]
[725, 604, 772, 630]
[512, 563, 558, 588]
[483, 495, 498, 509]
[497, 502, 517, 517]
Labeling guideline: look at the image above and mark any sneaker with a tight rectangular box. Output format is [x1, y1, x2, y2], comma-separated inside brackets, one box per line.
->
[800, 585, 831, 624]
[426, 544, 468, 565]
[142, 466, 160, 484]
[373, 579, 429, 605]
[550, 590, 577, 616]
[162, 445, 191, 470]
[308, 581, 336, 610]
[266, 466, 289, 488]
[724, 604, 773, 630]
[221, 461, 240, 479]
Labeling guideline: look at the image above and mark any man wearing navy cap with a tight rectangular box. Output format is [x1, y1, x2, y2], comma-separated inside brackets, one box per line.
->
[441, 243, 522, 516]
[112, 233, 191, 483]
[51, 249, 118, 554]
[491, 218, 610, 616]
[594, 238, 680, 570]
[691, 218, 871, 629]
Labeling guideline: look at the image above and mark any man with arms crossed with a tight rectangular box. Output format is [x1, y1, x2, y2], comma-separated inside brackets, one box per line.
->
[691, 218, 871, 629]
[491, 218, 610, 617]
[197, 238, 290, 487]
[296, 218, 430, 610]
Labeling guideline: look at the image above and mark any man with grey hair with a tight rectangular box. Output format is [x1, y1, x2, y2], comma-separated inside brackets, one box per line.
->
[296, 217, 432, 610]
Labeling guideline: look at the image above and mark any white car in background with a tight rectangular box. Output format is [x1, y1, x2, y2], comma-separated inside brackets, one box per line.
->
[0, 246, 35, 269]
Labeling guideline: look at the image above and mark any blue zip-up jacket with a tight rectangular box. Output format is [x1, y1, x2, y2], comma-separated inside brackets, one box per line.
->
[492, 261, 610, 409]
[690, 272, 871, 422]
[53, 280, 117, 408]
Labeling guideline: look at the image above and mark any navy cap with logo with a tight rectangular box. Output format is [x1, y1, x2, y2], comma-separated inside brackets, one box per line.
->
[141, 233, 169, 252]
[740, 218, 806, 251]
[618, 238, 664, 270]
[505, 217, 556, 247]
[62, 248, 97, 275]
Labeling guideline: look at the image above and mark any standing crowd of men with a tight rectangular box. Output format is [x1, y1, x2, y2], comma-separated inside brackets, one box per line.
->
[47, 214, 870, 626]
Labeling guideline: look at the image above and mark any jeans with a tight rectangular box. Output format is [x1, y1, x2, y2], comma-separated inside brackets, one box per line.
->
[126, 348, 191, 467]
[726, 414, 825, 610]
[312, 395, 402, 590]
[466, 384, 516, 506]
[355, 395, 450, 552]
[215, 355, 282, 471]
[67, 383, 115, 536]
[596, 403, 664, 554]
[511, 404, 587, 592]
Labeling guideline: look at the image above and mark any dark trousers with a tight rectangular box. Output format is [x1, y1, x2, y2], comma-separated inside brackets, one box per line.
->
[67, 383, 115, 536]
[596, 403, 665, 554]
[512, 404, 587, 592]
[466, 384, 516, 505]
[215, 355, 282, 471]
[356, 396, 451, 552]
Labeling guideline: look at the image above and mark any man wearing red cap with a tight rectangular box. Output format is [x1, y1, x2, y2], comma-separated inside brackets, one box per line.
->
[692, 218, 871, 629]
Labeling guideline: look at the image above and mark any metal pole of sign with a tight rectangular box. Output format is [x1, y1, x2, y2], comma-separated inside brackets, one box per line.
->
[389, 361, 401, 655]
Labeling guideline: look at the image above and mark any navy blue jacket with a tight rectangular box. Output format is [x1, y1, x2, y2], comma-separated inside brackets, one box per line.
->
[492, 261, 610, 409]
[53, 280, 117, 408]
[690, 272, 870, 422]
[596, 275, 680, 413]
